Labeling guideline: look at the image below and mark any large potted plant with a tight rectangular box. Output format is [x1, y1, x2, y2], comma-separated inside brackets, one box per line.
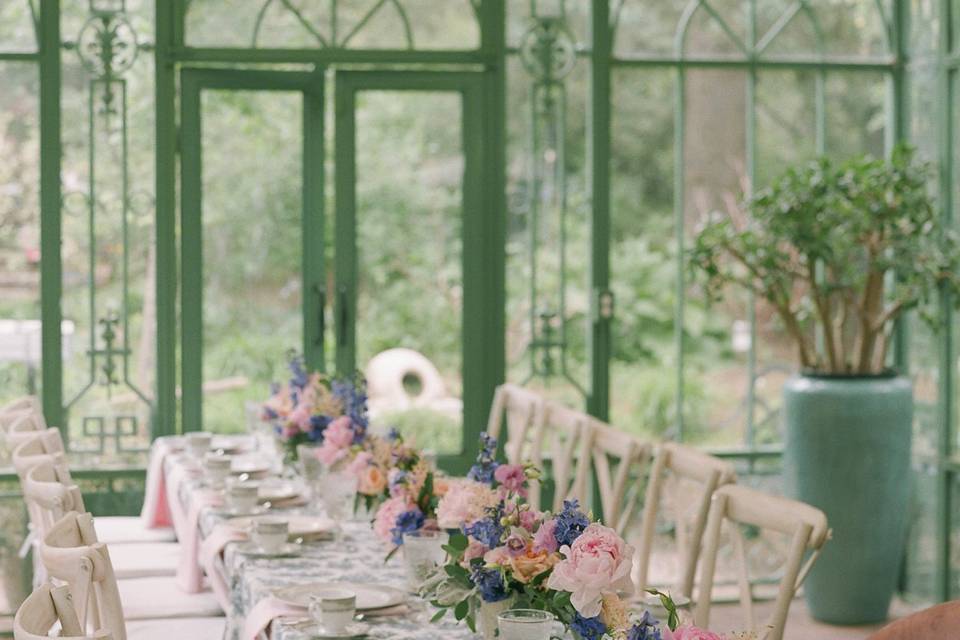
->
[690, 145, 960, 624]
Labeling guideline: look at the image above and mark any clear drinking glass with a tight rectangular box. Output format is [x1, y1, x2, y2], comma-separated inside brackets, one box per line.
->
[320, 470, 358, 521]
[497, 609, 563, 640]
[401, 530, 449, 591]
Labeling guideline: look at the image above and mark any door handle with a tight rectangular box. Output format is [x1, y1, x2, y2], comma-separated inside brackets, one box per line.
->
[313, 284, 326, 346]
[338, 286, 348, 348]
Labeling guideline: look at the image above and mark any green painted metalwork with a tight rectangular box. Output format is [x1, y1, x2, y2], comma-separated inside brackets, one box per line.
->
[179, 68, 325, 433]
[334, 70, 496, 473]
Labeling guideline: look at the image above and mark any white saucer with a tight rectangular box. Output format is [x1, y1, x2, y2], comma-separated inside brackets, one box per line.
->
[214, 504, 269, 517]
[311, 622, 369, 639]
[235, 541, 302, 558]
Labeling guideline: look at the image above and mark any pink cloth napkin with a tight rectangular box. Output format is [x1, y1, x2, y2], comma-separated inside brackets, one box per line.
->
[175, 488, 223, 593]
[199, 524, 247, 610]
[243, 596, 305, 640]
[140, 440, 177, 528]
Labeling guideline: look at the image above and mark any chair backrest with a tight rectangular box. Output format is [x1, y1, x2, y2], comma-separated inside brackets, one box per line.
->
[587, 422, 652, 534]
[12, 428, 68, 479]
[1, 396, 44, 429]
[485, 383, 546, 465]
[40, 512, 127, 640]
[694, 484, 830, 640]
[24, 460, 85, 538]
[537, 401, 594, 512]
[14, 582, 110, 640]
[634, 442, 736, 599]
[5, 412, 48, 449]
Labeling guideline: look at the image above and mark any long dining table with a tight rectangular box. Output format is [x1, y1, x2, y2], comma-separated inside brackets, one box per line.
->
[149, 435, 475, 640]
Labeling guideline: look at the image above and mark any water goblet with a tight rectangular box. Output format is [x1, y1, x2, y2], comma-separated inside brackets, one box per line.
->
[401, 530, 449, 592]
[320, 470, 358, 521]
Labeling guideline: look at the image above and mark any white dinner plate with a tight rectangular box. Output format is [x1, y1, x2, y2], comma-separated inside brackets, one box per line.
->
[275, 582, 406, 611]
[226, 515, 337, 540]
[258, 480, 301, 502]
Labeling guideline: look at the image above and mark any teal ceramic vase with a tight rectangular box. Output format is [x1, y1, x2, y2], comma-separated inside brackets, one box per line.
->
[783, 373, 912, 625]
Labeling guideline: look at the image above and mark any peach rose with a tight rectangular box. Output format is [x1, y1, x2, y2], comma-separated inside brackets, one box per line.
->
[509, 549, 559, 584]
[359, 465, 387, 496]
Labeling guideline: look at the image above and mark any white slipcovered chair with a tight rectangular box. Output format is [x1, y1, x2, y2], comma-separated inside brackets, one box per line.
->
[694, 484, 830, 640]
[634, 442, 737, 600]
[39, 511, 224, 637]
[14, 582, 111, 640]
[12, 429, 175, 545]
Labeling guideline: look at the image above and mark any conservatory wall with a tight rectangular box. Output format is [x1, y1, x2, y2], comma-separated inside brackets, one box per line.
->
[0, 0, 957, 616]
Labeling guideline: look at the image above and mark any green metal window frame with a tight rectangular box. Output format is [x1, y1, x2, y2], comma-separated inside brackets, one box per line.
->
[179, 67, 326, 432]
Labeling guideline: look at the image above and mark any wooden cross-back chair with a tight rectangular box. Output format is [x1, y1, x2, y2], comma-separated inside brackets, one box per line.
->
[1, 396, 44, 433]
[536, 400, 595, 513]
[587, 421, 653, 534]
[24, 460, 85, 539]
[40, 512, 225, 636]
[14, 582, 110, 640]
[5, 412, 50, 450]
[486, 383, 546, 465]
[694, 484, 830, 640]
[12, 428, 66, 478]
[634, 442, 737, 600]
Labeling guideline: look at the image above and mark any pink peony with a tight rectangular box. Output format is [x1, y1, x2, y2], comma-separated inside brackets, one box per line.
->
[435, 479, 499, 529]
[373, 496, 413, 544]
[288, 404, 312, 432]
[545, 523, 635, 618]
[315, 416, 354, 465]
[532, 518, 558, 553]
[662, 626, 724, 640]
[494, 464, 527, 494]
[324, 416, 355, 448]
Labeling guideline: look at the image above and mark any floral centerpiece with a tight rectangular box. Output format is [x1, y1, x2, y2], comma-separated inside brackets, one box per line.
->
[261, 354, 369, 462]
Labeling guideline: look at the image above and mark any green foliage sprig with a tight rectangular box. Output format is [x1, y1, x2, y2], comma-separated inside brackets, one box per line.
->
[690, 145, 960, 375]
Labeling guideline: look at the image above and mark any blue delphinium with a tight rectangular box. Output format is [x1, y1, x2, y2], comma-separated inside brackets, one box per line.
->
[467, 432, 500, 484]
[288, 355, 309, 390]
[627, 612, 662, 640]
[387, 426, 402, 442]
[462, 510, 504, 549]
[469, 565, 509, 602]
[554, 500, 590, 547]
[570, 613, 607, 640]
[390, 507, 425, 546]
[332, 378, 370, 439]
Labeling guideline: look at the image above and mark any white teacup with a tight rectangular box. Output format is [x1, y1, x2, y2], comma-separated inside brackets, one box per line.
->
[308, 588, 356, 634]
[186, 431, 212, 458]
[226, 481, 259, 513]
[251, 518, 288, 553]
[204, 453, 232, 488]
[497, 609, 564, 640]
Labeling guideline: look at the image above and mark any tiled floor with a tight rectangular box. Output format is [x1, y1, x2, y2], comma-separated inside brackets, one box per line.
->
[708, 597, 920, 639]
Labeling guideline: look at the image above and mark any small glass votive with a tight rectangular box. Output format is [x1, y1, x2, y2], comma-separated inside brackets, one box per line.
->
[250, 517, 289, 553]
[402, 530, 449, 591]
[497, 609, 562, 640]
[308, 588, 356, 635]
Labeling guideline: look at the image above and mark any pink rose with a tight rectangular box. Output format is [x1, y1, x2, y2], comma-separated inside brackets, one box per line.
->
[348, 451, 373, 476]
[519, 508, 541, 532]
[463, 539, 488, 564]
[483, 546, 512, 566]
[288, 404, 312, 432]
[662, 626, 723, 640]
[373, 496, 413, 544]
[545, 523, 634, 618]
[532, 518, 558, 553]
[494, 464, 527, 494]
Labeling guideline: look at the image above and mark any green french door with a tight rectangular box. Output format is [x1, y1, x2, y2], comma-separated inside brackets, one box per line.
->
[334, 71, 497, 472]
[180, 69, 325, 433]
